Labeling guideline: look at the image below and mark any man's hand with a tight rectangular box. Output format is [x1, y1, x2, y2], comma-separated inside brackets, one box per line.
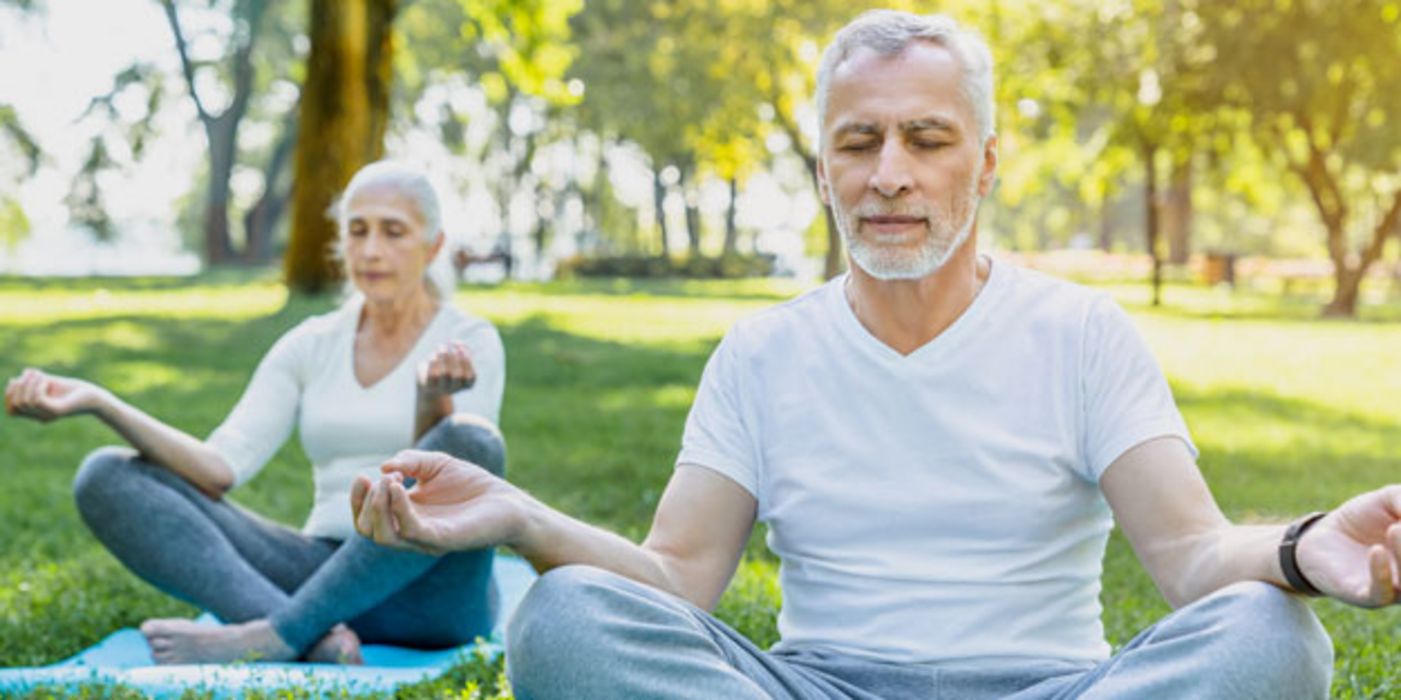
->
[1297, 485, 1401, 608]
[350, 449, 530, 555]
[416, 342, 476, 403]
[4, 368, 107, 422]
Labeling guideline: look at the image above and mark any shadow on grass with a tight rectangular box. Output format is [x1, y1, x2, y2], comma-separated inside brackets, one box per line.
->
[0, 268, 282, 293]
[498, 277, 804, 303]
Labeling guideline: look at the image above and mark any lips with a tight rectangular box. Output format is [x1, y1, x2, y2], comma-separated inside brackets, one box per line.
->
[860, 215, 927, 237]
[863, 215, 925, 225]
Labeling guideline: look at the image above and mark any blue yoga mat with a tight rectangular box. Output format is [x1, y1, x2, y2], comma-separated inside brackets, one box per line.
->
[0, 554, 537, 698]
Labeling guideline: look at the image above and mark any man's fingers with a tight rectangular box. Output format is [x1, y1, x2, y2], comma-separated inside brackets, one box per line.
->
[1366, 545, 1396, 606]
[355, 480, 380, 537]
[387, 481, 431, 547]
[1388, 523, 1401, 565]
[381, 450, 442, 480]
[368, 477, 397, 544]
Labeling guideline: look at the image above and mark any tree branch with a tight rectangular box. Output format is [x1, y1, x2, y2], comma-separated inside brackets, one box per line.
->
[160, 0, 210, 124]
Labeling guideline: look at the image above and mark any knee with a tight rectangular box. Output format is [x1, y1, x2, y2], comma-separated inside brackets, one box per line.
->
[506, 566, 627, 691]
[418, 413, 506, 477]
[73, 446, 137, 510]
[1205, 582, 1333, 696]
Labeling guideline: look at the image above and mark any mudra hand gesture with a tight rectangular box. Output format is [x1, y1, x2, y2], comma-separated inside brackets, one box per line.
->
[417, 341, 476, 402]
[4, 368, 107, 422]
[350, 449, 528, 555]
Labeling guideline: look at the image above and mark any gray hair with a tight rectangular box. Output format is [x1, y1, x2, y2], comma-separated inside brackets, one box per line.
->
[815, 11, 996, 147]
[334, 160, 456, 300]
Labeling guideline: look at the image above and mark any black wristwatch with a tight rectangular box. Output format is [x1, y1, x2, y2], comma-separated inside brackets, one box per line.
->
[1279, 511, 1329, 597]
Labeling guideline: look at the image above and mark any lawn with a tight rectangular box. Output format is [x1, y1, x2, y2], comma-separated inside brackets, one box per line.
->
[0, 271, 1398, 698]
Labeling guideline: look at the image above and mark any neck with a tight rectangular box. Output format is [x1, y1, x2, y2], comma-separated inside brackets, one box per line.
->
[359, 285, 438, 338]
[844, 232, 988, 356]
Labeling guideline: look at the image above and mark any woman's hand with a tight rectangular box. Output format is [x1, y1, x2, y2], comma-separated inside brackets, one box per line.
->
[416, 342, 476, 403]
[4, 368, 108, 422]
[350, 449, 531, 555]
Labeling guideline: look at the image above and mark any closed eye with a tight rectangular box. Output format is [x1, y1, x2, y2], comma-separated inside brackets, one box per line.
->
[838, 141, 878, 152]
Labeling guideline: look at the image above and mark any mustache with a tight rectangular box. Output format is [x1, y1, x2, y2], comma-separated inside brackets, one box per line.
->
[851, 203, 932, 219]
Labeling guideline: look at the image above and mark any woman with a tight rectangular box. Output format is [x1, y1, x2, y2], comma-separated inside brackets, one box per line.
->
[3, 161, 506, 665]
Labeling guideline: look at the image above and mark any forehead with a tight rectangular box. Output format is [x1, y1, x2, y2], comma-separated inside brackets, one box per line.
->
[824, 42, 973, 135]
[345, 182, 425, 224]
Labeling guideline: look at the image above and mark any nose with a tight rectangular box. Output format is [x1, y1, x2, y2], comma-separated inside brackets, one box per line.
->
[360, 230, 384, 258]
[869, 140, 914, 198]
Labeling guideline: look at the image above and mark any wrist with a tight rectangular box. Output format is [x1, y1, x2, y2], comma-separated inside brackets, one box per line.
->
[1279, 511, 1329, 596]
[511, 494, 555, 556]
[87, 387, 118, 418]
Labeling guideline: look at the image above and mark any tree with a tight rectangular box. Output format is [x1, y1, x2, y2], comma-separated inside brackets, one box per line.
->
[385, 0, 582, 275]
[1200, 0, 1401, 316]
[283, 0, 398, 294]
[160, 0, 304, 265]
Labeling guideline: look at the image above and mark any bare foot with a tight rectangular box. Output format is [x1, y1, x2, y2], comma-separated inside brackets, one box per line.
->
[141, 618, 297, 664]
[304, 624, 364, 665]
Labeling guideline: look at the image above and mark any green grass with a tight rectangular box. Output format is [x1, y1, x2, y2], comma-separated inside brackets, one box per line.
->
[0, 272, 1399, 697]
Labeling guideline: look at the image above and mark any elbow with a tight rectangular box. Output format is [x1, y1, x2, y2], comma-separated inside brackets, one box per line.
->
[198, 474, 233, 500]
[200, 455, 236, 500]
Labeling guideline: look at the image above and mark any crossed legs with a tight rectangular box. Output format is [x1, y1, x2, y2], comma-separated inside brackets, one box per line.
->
[72, 413, 505, 663]
[507, 566, 1333, 700]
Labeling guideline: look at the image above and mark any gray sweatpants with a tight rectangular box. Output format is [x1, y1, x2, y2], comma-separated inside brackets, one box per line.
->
[72, 413, 505, 655]
[507, 565, 1334, 700]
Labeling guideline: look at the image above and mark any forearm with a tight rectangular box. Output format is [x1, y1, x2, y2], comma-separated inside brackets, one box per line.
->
[413, 393, 453, 441]
[1155, 523, 1291, 607]
[91, 391, 234, 498]
[513, 497, 688, 602]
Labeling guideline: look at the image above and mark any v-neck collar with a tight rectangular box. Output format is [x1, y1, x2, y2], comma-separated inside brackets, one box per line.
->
[829, 255, 1005, 364]
[346, 295, 447, 391]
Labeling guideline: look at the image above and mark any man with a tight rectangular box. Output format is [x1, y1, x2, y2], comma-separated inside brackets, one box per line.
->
[352, 11, 1401, 699]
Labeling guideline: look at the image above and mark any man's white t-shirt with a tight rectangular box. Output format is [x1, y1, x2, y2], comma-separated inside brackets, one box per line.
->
[207, 296, 505, 541]
[678, 259, 1195, 666]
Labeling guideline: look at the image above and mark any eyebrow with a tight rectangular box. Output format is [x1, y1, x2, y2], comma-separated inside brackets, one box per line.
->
[902, 117, 959, 134]
[832, 116, 961, 140]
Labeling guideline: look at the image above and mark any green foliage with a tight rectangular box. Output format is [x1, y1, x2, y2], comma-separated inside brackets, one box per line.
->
[0, 196, 31, 252]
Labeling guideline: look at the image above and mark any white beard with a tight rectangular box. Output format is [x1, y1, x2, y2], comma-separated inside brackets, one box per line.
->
[836, 177, 981, 281]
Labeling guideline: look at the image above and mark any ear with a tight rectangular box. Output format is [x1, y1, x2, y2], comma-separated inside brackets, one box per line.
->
[977, 134, 999, 198]
[428, 231, 446, 259]
[816, 154, 833, 206]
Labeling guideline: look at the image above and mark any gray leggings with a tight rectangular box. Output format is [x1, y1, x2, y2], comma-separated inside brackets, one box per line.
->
[72, 413, 505, 656]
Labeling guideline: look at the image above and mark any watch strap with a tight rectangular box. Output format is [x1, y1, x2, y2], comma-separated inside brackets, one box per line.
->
[1279, 511, 1329, 597]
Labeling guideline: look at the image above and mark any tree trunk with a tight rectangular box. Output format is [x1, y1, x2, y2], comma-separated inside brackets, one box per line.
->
[1322, 188, 1401, 317]
[681, 168, 702, 258]
[773, 101, 844, 279]
[1143, 140, 1163, 307]
[722, 176, 739, 257]
[201, 117, 239, 263]
[652, 167, 671, 261]
[1098, 200, 1113, 252]
[162, 0, 267, 266]
[1165, 153, 1192, 265]
[284, 0, 398, 294]
[242, 107, 299, 264]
